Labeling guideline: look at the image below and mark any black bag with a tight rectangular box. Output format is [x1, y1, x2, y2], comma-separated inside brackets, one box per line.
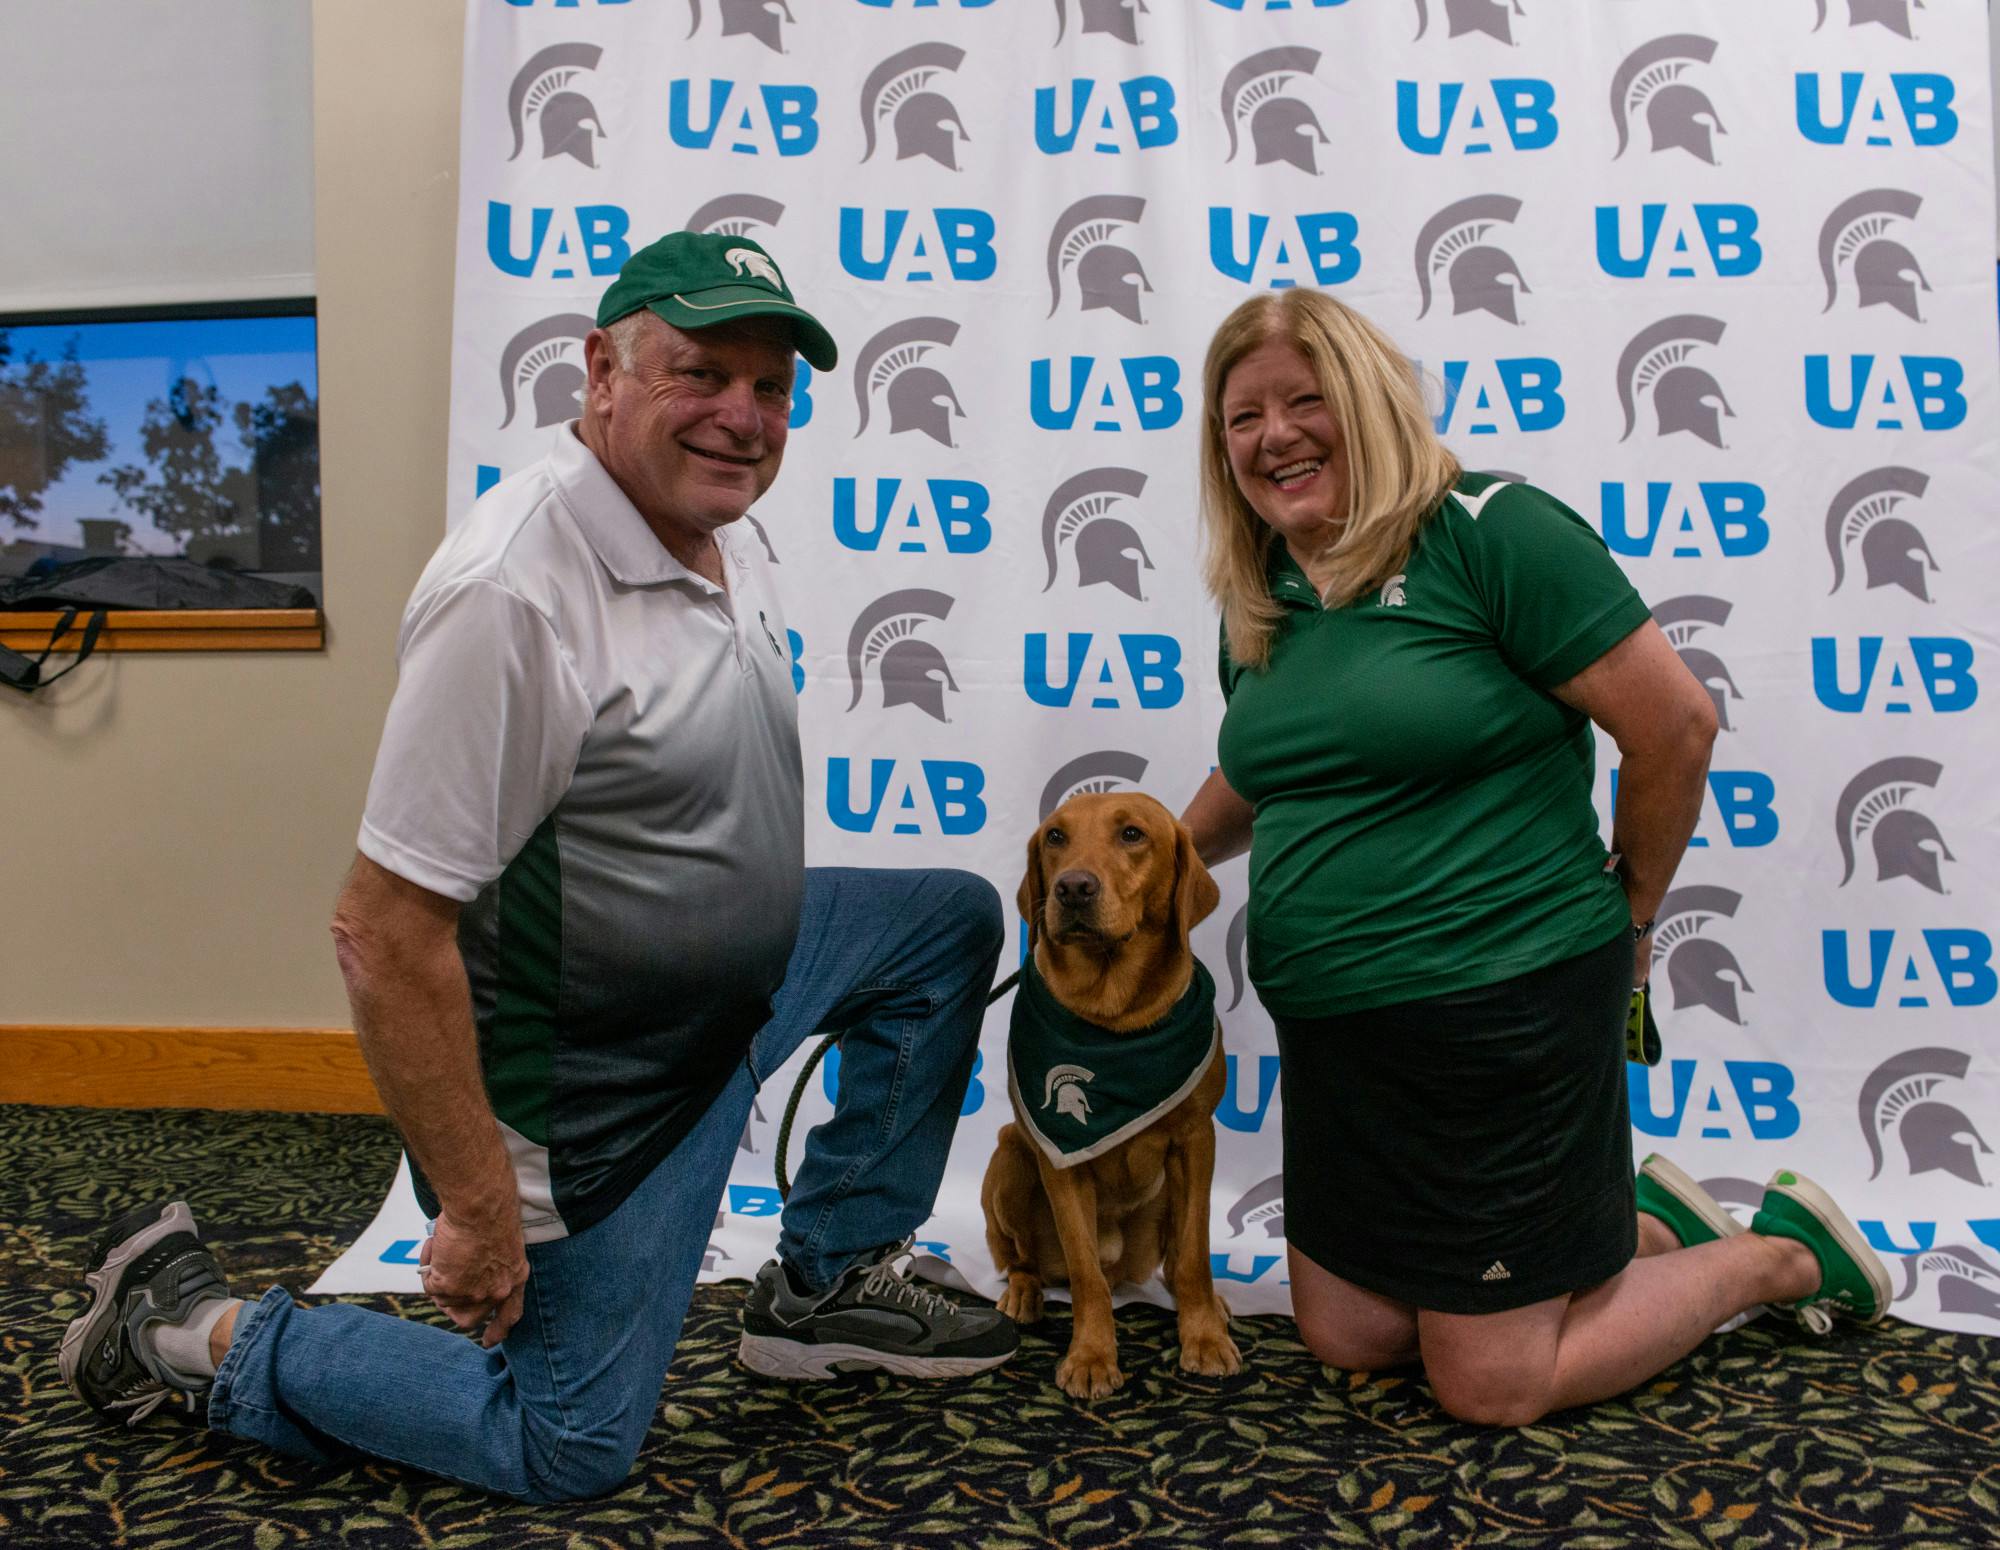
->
[0, 605, 106, 694]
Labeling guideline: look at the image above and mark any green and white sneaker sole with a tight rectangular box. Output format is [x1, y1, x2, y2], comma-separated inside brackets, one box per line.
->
[1637, 1154, 1745, 1247]
[1756, 1170, 1893, 1333]
[737, 1333, 1013, 1381]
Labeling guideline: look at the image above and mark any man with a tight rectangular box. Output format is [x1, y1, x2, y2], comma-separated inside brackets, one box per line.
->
[60, 232, 1015, 1500]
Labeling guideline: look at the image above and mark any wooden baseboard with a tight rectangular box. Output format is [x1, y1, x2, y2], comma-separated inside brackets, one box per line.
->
[0, 1025, 385, 1114]
[0, 608, 324, 653]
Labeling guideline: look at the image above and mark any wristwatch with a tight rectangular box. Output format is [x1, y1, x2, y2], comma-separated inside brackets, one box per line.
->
[1629, 917, 1655, 941]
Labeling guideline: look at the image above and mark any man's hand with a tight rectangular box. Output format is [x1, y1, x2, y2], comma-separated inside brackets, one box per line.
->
[421, 1208, 530, 1348]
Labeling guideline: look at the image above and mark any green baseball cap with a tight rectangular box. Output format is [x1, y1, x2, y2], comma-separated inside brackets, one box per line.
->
[595, 230, 837, 370]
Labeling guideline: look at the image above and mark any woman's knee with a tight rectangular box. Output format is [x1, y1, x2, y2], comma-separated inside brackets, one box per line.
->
[1422, 1351, 1555, 1428]
[1294, 1304, 1419, 1373]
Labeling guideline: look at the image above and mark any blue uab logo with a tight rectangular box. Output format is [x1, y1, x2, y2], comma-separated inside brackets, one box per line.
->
[1208, 209, 1360, 289]
[1030, 357, 1182, 431]
[1796, 72, 1957, 147]
[1217, 1055, 1280, 1133]
[668, 79, 818, 156]
[486, 202, 630, 279]
[826, 758, 987, 836]
[1806, 356, 1966, 431]
[833, 478, 990, 554]
[1613, 769, 1778, 849]
[1601, 482, 1769, 559]
[1596, 205, 1761, 280]
[1396, 79, 1558, 155]
[1629, 1061, 1800, 1141]
[1035, 76, 1178, 154]
[838, 208, 996, 284]
[1024, 634, 1184, 710]
[1422, 359, 1564, 435]
[1811, 637, 1977, 714]
[1824, 930, 1997, 1009]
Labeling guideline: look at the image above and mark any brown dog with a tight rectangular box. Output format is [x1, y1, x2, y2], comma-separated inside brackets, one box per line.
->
[980, 791, 1242, 1399]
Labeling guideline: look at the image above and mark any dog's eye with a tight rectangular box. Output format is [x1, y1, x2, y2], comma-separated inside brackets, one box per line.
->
[1120, 826, 1145, 844]
[1045, 828, 1067, 848]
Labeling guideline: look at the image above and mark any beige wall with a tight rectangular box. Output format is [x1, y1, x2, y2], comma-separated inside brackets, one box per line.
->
[0, 1, 462, 1027]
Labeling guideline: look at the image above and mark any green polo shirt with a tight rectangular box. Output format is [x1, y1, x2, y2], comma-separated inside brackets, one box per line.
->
[1217, 475, 1649, 1019]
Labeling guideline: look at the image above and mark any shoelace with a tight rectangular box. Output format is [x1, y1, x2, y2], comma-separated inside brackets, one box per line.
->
[103, 1379, 174, 1425]
[857, 1240, 956, 1321]
[1796, 1303, 1835, 1337]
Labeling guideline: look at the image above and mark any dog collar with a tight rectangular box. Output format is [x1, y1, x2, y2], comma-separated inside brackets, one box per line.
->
[1006, 957, 1219, 1170]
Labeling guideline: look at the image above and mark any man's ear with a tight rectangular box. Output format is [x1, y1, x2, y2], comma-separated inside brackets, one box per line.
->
[1171, 822, 1222, 943]
[1016, 827, 1045, 936]
[582, 327, 618, 416]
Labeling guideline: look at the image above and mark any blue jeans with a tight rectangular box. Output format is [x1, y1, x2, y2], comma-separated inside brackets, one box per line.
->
[208, 867, 1002, 1501]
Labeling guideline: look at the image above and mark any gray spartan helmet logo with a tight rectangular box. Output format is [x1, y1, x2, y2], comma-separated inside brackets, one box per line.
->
[1226, 1176, 1285, 1240]
[507, 44, 605, 168]
[1612, 35, 1725, 165]
[686, 0, 793, 54]
[1836, 757, 1951, 893]
[1826, 466, 1939, 603]
[1815, 0, 1924, 39]
[1054, 0, 1148, 46]
[1651, 886, 1752, 1026]
[1040, 751, 1151, 822]
[1617, 316, 1733, 448]
[1820, 190, 1930, 323]
[1653, 597, 1741, 733]
[1222, 49, 1328, 175]
[860, 44, 969, 170]
[854, 319, 965, 448]
[1898, 1245, 2000, 1324]
[1043, 468, 1154, 602]
[498, 314, 594, 431]
[846, 589, 958, 723]
[1415, 196, 1528, 325]
[1414, 0, 1524, 44]
[1224, 901, 1248, 1012]
[1048, 197, 1151, 325]
[685, 193, 785, 240]
[1861, 1048, 1992, 1186]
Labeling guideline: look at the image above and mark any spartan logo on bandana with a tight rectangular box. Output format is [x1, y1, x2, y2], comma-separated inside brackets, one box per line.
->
[1617, 316, 1733, 449]
[1048, 197, 1151, 324]
[1040, 751, 1149, 823]
[861, 44, 969, 170]
[1861, 1048, 1992, 1186]
[854, 319, 965, 448]
[498, 313, 594, 430]
[846, 589, 958, 723]
[1651, 886, 1752, 1026]
[1415, 196, 1528, 324]
[1221, 49, 1328, 174]
[1814, 0, 1925, 39]
[686, 0, 793, 54]
[1898, 1245, 2000, 1325]
[1045, 1064, 1096, 1122]
[685, 193, 785, 242]
[1413, 0, 1524, 44]
[1653, 597, 1741, 733]
[1826, 467, 1939, 603]
[1226, 1176, 1285, 1240]
[507, 44, 606, 168]
[1055, 0, 1147, 45]
[1820, 190, 1930, 322]
[1225, 901, 1248, 1012]
[1611, 36, 1726, 165]
[1043, 468, 1154, 601]
[1837, 758, 1952, 894]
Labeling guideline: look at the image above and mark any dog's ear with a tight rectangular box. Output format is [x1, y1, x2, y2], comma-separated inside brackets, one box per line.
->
[1171, 821, 1222, 942]
[1017, 825, 1045, 936]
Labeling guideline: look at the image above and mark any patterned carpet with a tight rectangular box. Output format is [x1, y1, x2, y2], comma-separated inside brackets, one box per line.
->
[3, 1105, 1997, 1549]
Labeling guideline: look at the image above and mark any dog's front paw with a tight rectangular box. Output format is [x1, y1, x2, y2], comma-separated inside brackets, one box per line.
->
[1179, 1325, 1242, 1377]
[1056, 1346, 1124, 1400]
[996, 1273, 1044, 1325]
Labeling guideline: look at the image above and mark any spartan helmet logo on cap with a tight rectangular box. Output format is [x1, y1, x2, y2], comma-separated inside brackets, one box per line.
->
[1044, 1065, 1096, 1123]
[684, 193, 785, 241]
[506, 44, 605, 168]
[1226, 1176, 1286, 1240]
[686, 0, 794, 54]
[1861, 1048, 1991, 1188]
[1039, 751, 1151, 823]
[1820, 190, 1930, 322]
[1653, 596, 1742, 733]
[845, 589, 958, 724]
[1413, 0, 1525, 44]
[498, 314, 595, 431]
[1221, 48, 1329, 175]
[1815, 0, 1925, 39]
[1414, 196, 1529, 325]
[1054, 0, 1148, 45]
[1836, 757, 1952, 894]
[1651, 886, 1753, 1026]
[853, 318, 965, 449]
[860, 44, 969, 170]
[1825, 466, 1939, 603]
[1042, 468, 1155, 602]
[1612, 35, 1726, 165]
[1898, 1245, 2000, 1324]
[1048, 197, 1152, 325]
[726, 248, 783, 289]
[1617, 315, 1734, 448]
[1224, 901, 1248, 1012]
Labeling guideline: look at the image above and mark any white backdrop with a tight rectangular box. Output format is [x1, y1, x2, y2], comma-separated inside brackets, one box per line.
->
[321, 0, 2000, 1337]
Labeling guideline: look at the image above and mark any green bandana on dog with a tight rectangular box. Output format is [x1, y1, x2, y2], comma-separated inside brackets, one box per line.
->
[1006, 957, 1220, 1169]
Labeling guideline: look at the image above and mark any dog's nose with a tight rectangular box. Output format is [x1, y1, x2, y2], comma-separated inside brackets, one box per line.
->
[1053, 870, 1100, 909]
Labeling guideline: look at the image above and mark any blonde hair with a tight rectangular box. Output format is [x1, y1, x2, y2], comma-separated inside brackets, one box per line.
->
[1199, 290, 1460, 669]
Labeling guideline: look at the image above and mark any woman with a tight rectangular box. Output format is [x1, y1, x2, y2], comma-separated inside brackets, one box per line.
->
[1181, 289, 1890, 1426]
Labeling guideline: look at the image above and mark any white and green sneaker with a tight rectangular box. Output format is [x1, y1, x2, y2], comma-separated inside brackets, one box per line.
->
[1635, 1154, 1744, 1248]
[1751, 1169, 1893, 1334]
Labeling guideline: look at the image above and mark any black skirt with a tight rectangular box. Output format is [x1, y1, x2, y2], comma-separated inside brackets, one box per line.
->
[1275, 931, 1636, 1314]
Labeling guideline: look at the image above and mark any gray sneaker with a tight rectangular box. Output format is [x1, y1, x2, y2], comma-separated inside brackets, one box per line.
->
[738, 1238, 1019, 1380]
